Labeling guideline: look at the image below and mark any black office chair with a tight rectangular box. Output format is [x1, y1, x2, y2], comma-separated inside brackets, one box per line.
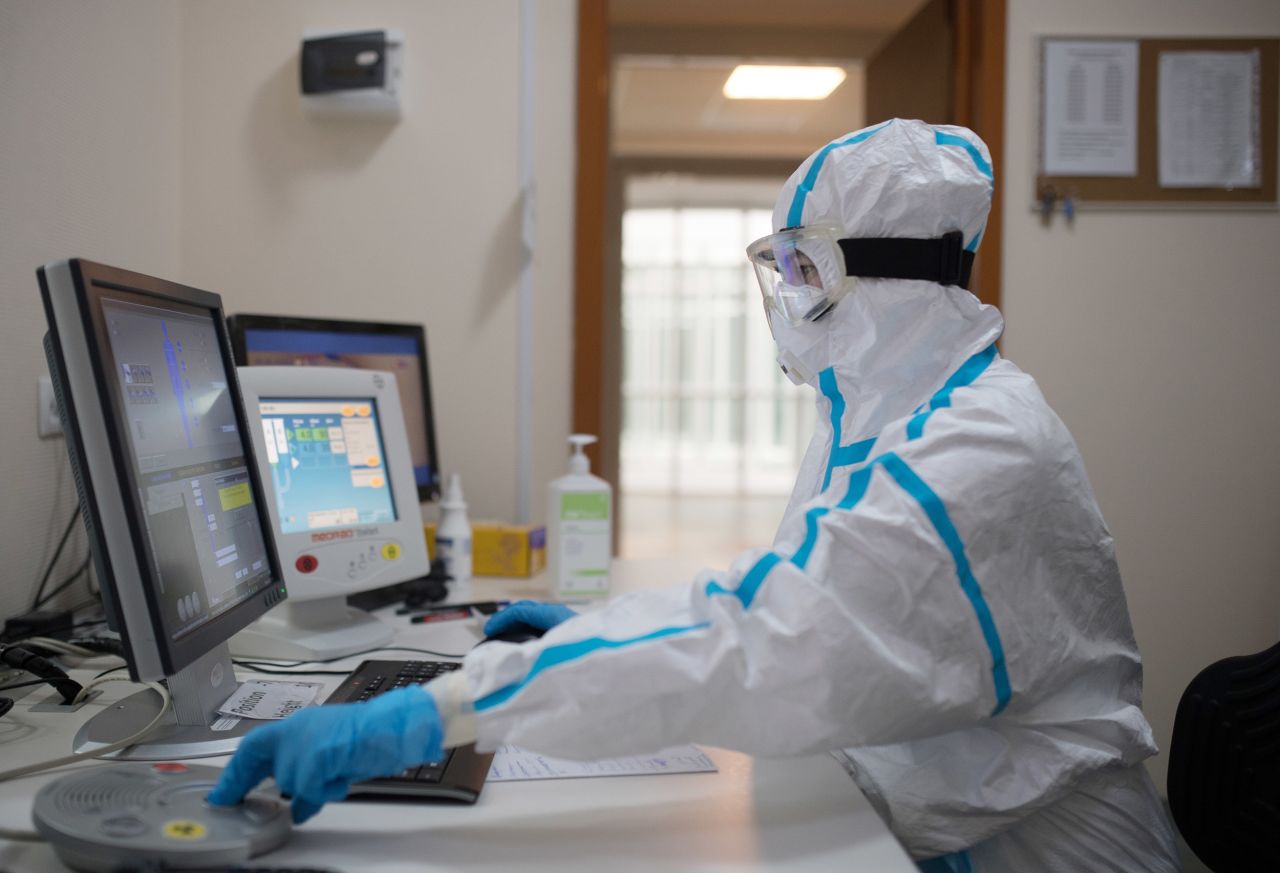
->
[1167, 640, 1280, 872]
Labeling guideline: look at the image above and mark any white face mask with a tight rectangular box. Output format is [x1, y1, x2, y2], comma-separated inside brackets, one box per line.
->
[768, 306, 832, 386]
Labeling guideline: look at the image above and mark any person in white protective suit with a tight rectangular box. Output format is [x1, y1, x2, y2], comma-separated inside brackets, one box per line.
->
[212, 119, 1181, 873]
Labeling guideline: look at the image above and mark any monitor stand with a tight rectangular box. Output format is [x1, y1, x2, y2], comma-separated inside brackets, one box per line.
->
[229, 597, 393, 661]
[72, 643, 256, 760]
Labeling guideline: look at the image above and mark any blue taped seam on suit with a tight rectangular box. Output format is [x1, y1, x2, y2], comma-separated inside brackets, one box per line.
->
[878, 453, 1011, 714]
[906, 344, 997, 441]
[935, 131, 992, 251]
[791, 450, 1011, 715]
[476, 553, 789, 712]
[706, 551, 783, 609]
[792, 465, 875, 571]
[474, 622, 711, 712]
[786, 121, 892, 228]
[935, 131, 992, 179]
[964, 225, 984, 253]
[819, 367, 878, 492]
[917, 850, 975, 873]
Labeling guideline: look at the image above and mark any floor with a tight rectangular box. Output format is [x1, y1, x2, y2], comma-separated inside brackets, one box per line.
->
[619, 492, 791, 570]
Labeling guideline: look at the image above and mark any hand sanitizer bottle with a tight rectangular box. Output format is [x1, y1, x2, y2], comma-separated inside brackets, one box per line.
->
[548, 435, 611, 598]
[436, 473, 472, 595]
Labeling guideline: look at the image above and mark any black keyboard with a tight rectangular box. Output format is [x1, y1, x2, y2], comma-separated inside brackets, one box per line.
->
[323, 659, 492, 802]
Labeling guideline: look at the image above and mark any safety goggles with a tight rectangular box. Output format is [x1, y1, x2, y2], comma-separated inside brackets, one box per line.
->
[746, 226, 850, 328]
[747, 227, 976, 327]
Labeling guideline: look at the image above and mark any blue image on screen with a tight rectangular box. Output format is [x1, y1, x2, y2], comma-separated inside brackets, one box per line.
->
[259, 397, 397, 534]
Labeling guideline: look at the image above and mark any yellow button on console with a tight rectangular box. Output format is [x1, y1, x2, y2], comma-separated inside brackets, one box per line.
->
[381, 542, 401, 561]
[162, 820, 207, 840]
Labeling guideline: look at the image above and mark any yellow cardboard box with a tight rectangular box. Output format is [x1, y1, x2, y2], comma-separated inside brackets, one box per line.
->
[424, 521, 546, 577]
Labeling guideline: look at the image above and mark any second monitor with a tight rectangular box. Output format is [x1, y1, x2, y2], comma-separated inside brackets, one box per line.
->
[227, 315, 441, 502]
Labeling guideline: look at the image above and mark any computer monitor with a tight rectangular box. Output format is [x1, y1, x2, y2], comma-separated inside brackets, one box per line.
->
[227, 315, 441, 502]
[38, 259, 287, 759]
[231, 366, 431, 660]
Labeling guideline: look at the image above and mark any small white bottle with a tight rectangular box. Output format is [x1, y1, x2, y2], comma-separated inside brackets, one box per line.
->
[547, 434, 612, 598]
[435, 473, 472, 595]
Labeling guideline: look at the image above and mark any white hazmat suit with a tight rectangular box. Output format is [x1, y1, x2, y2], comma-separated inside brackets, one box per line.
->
[429, 120, 1181, 873]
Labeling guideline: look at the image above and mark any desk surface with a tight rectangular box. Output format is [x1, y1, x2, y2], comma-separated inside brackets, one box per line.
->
[0, 559, 915, 872]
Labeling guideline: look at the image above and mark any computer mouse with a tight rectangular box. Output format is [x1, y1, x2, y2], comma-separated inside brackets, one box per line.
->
[476, 622, 546, 647]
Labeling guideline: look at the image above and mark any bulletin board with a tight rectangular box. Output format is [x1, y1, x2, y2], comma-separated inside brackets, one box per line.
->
[1037, 37, 1279, 207]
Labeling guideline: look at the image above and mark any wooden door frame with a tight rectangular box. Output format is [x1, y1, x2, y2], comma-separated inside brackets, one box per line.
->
[571, 0, 1008, 492]
[951, 0, 1006, 311]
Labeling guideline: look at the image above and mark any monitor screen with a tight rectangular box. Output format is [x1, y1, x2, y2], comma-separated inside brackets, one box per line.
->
[258, 397, 398, 534]
[100, 297, 274, 641]
[233, 321, 438, 500]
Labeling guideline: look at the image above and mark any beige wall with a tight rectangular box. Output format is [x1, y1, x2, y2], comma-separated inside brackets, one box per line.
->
[0, 0, 576, 620]
[1003, 0, 1280, 790]
[179, 0, 576, 530]
[0, 0, 183, 622]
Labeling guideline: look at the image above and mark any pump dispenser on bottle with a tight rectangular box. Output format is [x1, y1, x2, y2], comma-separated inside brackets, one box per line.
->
[547, 435, 612, 598]
[436, 473, 472, 596]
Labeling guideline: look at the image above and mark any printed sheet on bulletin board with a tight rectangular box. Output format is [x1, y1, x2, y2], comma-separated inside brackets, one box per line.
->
[1037, 37, 1278, 206]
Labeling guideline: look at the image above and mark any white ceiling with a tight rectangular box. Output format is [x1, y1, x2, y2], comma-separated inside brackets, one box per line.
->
[609, 0, 930, 161]
[613, 57, 867, 160]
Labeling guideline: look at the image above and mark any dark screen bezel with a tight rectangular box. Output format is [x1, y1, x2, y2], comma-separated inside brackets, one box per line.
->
[72, 260, 286, 675]
[226, 313, 441, 503]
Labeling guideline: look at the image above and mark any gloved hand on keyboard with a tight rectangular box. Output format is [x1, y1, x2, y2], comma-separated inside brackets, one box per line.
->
[208, 686, 443, 824]
[484, 600, 577, 635]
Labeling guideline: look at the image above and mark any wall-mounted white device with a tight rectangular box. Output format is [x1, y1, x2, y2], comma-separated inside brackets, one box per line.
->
[232, 366, 429, 659]
[300, 29, 403, 118]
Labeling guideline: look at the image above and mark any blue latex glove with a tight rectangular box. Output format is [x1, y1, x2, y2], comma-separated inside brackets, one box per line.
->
[484, 600, 576, 636]
[208, 686, 443, 824]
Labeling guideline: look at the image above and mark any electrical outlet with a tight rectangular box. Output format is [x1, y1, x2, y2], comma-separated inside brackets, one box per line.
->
[38, 375, 62, 438]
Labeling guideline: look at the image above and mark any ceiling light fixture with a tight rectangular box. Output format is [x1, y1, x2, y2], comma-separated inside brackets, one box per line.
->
[723, 65, 847, 100]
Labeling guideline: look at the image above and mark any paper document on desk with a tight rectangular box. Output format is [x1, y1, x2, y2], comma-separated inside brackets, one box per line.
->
[487, 744, 717, 781]
[217, 680, 324, 720]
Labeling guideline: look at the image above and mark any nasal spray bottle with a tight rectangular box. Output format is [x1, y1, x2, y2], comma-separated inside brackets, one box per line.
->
[548, 435, 612, 598]
[436, 473, 472, 597]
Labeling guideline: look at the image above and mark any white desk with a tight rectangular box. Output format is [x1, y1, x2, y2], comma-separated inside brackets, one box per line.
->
[0, 559, 916, 872]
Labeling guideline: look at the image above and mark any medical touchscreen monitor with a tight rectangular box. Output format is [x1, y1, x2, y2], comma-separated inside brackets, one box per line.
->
[259, 397, 398, 534]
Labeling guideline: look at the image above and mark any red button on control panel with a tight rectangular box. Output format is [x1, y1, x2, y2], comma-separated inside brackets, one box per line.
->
[296, 555, 318, 573]
[152, 762, 188, 774]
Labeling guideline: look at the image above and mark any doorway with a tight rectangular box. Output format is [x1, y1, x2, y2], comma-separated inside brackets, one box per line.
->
[575, 0, 1007, 567]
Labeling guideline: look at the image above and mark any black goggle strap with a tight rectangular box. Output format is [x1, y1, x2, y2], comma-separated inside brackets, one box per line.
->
[836, 230, 974, 290]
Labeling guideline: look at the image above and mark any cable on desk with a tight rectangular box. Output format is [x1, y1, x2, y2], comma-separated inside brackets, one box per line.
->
[0, 678, 170, 783]
[0, 677, 61, 694]
[233, 661, 351, 676]
[234, 644, 469, 671]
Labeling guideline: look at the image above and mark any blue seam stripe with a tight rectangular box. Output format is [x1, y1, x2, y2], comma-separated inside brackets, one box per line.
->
[819, 367, 877, 491]
[964, 224, 984, 253]
[474, 622, 712, 712]
[907, 344, 997, 441]
[790, 508, 830, 570]
[786, 122, 892, 227]
[906, 411, 931, 441]
[477, 552, 789, 712]
[917, 850, 974, 873]
[831, 436, 876, 468]
[705, 551, 783, 609]
[819, 368, 845, 491]
[793, 464, 877, 570]
[878, 453, 1011, 714]
[935, 131, 992, 179]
